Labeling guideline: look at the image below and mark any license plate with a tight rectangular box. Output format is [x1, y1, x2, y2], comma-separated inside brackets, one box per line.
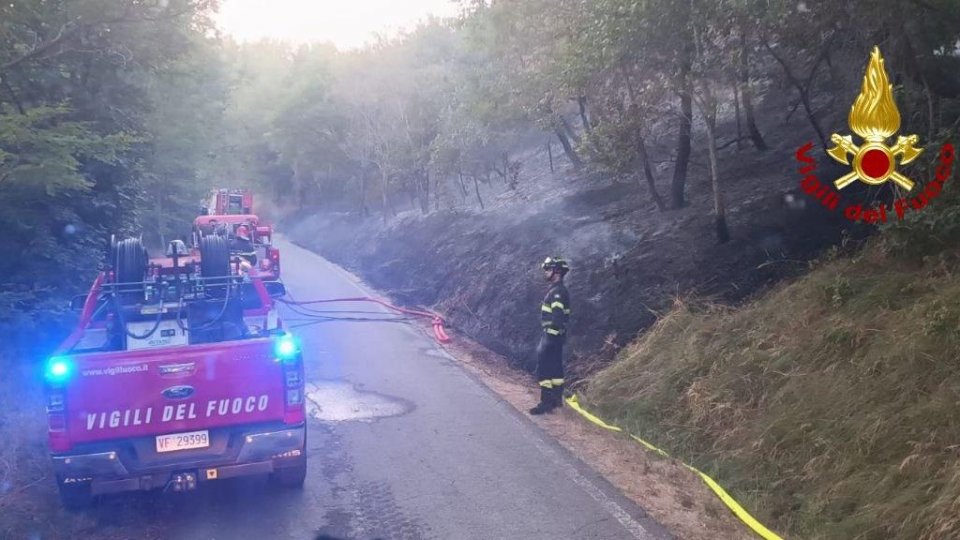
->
[155, 430, 210, 453]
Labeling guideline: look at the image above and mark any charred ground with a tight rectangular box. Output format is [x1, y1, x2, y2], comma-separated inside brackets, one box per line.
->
[283, 101, 871, 380]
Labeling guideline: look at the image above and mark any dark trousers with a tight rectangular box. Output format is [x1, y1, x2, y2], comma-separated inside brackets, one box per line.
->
[536, 335, 564, 406]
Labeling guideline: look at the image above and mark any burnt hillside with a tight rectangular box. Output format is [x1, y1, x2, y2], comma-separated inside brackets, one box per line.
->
[283, 98, 875, 377]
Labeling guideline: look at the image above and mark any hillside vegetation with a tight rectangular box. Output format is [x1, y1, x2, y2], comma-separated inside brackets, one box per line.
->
[0, 0, 228, 340]
[584, 200, 960, 539]
[270, 0, 960, 378]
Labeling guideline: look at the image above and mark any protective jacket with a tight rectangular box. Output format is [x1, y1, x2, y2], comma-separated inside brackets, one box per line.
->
[532, 280, 570, 413]
[540, 282, 571, 341]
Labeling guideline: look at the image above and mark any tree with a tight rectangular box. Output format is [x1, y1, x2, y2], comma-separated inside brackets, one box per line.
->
[201, 0, 960, 239]
[688, 0, 733, 243]
[0, 0, 223, 337]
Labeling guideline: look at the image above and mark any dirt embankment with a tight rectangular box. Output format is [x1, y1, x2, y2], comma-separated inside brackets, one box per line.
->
[282, 122, 868, 378]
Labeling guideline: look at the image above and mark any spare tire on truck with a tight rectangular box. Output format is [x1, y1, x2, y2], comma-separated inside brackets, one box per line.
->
[111, 237, 147, 305]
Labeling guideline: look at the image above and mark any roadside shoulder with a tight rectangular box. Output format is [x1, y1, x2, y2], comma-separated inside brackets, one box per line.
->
[430, 328, 753, 540]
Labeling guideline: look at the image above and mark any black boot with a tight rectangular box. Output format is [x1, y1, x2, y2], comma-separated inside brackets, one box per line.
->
[528, 401, 553, 415]
[529, 387, 554, 415]
[552, 384, 565, 409]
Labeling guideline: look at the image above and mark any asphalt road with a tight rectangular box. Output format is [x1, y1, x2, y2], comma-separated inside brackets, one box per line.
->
[93, 237, 672, 540]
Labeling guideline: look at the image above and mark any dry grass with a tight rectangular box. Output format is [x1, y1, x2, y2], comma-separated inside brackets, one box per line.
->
[584, 242, 960, 539]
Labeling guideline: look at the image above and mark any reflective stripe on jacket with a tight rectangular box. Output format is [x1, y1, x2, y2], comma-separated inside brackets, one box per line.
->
[540, 282, 571, 337]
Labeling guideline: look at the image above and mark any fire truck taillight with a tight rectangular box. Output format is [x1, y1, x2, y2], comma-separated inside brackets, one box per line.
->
[286, 388, 303, 406]
[269, 248, 280, 269]
[44, 356, 73, 384]
[47, 392, 67, 431]
[44, 357, 71, 432]
[274, 334, 299, 362]
[48, 410, 66, 431]
[284, 365, 303, 407]
[275, 334, 305, 411]
[47, 393, 64, 411]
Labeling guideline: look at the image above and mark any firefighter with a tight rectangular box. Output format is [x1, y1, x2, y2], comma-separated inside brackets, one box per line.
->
[230, 225, 254, 252]
[230, 225, 257, 267]
[530, 256, 571, 415]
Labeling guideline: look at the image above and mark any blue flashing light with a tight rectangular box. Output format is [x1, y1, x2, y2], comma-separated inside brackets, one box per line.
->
[274, 335, 300, 362]
[45, 356, 73, 383]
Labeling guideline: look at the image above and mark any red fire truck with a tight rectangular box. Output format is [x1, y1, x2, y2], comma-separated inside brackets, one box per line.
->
[194, 189, 280, 279]
[202, 189, 254, 216]
[46, 236, 306, 509]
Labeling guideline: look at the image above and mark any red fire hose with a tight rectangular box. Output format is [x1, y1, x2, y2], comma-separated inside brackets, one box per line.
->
[278, 296, 451, 344]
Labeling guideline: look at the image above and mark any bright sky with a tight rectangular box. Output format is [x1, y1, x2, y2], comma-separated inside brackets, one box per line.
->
[216, 0, 463, 50]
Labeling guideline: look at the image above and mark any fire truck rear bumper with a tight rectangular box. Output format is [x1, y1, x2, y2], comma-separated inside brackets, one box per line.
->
[52, 423, 305, 495]
[87, 461, 278, 495]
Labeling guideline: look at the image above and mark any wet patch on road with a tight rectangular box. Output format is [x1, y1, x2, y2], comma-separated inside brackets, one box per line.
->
[305, 380, 412, 422]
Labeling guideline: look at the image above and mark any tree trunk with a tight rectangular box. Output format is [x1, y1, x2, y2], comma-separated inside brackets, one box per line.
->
[325, 162, 333, 200]
[577, 95, 591, 134]
[547, 142, 554, 174]
[636, 135, 666, 211]
[292, 159, 305, 210]
[620, 63, 665, 211]
[311, 170, 321, 207]
[700, 89, 729, 244]
[421, 169, 430, 214]
[672, 89, 692, 209]
[457, 167, 468, 199]
[412, 179, 419, 212]
[359, 171, 369, 217]
[923, 76, 935, 143]
[494, 156, 507, 184]
[733, 78, 743, 150]
[553, 126, 583, 169]
[379, 167, 391, 223]
[407, 179, 417, 210]
[670, 3, 694, 210]
[739, 29, 768, 151]
[472, 174, 485, 209]
[1, 78, 25, 115]
[559, 115, 581, 144]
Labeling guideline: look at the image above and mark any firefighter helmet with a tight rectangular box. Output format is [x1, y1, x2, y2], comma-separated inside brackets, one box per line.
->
[541, 256, 570, 275]
[236, 225, 251, 241]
